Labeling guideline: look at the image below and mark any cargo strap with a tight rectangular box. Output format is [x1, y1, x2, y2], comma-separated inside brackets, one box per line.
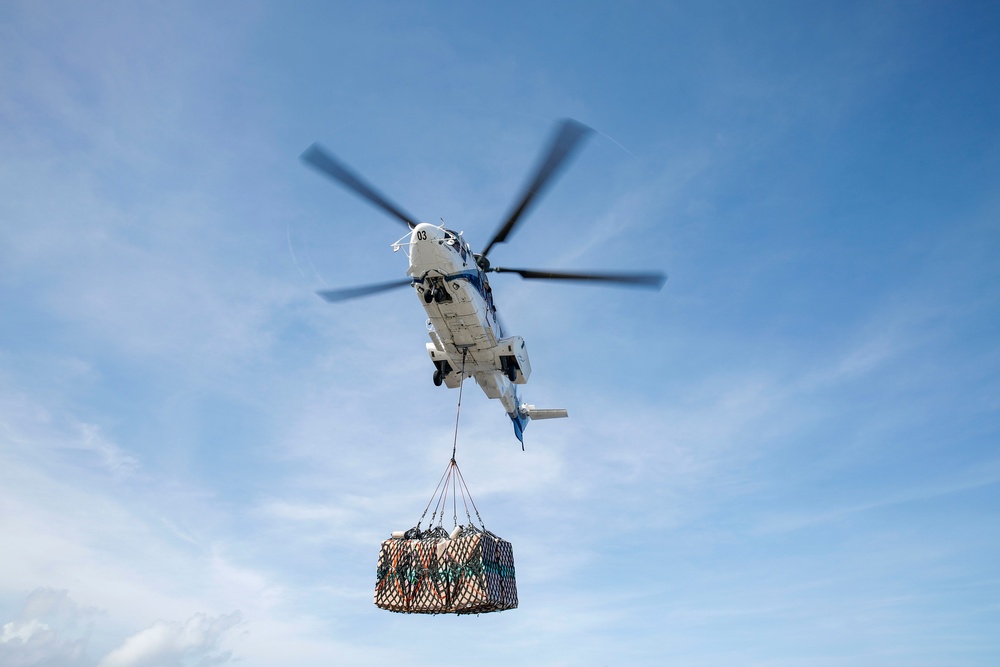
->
[413, 349, 486, 533]
[450, 348, 468, 461]
[420, 456, 484, 532]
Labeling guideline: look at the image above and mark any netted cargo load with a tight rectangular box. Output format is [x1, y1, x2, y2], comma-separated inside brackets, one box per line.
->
[374, 458, 518, 615]
[374, 526, 517, 614]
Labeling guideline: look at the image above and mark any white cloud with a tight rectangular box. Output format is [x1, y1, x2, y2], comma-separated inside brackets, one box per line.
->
[97, 612, 242, 667]
[0, 588, 94, 667]
[0, 619, 89, 667]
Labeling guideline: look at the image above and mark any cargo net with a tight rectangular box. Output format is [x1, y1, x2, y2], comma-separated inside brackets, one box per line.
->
[374, 457, 518, 615]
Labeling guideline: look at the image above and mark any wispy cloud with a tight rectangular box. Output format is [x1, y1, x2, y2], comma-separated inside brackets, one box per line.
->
[0, 384, 137, 478]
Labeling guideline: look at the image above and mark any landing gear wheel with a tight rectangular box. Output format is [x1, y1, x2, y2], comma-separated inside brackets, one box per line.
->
[433, 369, 443, 386]
[424, 288, 435, 304]
[506, 364, 518, 382]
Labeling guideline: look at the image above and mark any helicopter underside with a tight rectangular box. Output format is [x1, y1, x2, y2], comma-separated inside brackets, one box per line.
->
[416, 270, 530, 419]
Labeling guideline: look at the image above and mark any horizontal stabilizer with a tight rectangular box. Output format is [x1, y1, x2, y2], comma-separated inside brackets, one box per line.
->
[521, 404, 568, 420]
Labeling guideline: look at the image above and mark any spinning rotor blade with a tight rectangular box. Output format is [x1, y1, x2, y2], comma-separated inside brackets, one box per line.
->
[481, 119, 593, 258]
[488, 267, 666, 289]
[315, 278, 413, 303]
[301, 143, 419, 229]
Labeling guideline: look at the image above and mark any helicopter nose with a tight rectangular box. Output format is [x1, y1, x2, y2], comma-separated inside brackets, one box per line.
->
[409, 223, 454, 275]
[411, 223, 444, 243]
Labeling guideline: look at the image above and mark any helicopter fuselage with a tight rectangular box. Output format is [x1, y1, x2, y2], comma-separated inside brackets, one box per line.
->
[400, 223, 541, 440]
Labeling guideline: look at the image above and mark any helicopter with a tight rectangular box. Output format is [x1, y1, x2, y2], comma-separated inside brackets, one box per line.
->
[301, 119, 665, 444]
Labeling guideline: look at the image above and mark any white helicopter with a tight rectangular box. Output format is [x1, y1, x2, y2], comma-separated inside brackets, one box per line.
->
[301, 119, 665, 444]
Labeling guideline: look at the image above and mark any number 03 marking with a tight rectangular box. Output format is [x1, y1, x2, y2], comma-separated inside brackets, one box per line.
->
[416, 230, 428, 241]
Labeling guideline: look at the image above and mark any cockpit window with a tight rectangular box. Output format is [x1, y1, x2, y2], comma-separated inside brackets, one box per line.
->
[443, 228, 469, 261]
[444, 229, 463, 251]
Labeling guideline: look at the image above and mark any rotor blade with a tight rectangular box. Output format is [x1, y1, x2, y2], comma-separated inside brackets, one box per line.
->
[301, 143, 419, 229]
[315, 278, 413, 303]
[481, 119, 593, 258]
[489, 267, 667, 289]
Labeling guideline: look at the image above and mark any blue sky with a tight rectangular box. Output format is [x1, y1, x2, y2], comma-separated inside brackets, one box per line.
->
[2, 1, 999, 665]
